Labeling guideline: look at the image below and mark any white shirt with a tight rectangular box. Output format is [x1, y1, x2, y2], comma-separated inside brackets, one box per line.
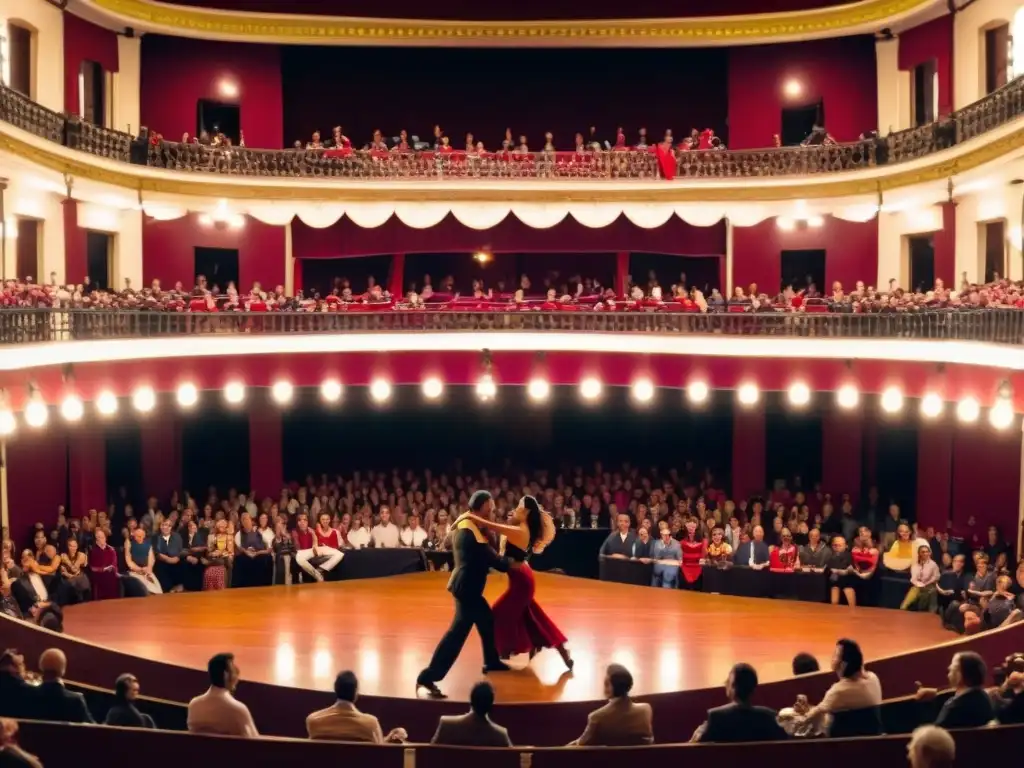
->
[27, 572, 48, 601]
[400, 527, 428, 547]
[187, 686, 259, 738]
[818, 671, 883, 713]
[371, 523, 400, 548]
[348, 527, 371, 549]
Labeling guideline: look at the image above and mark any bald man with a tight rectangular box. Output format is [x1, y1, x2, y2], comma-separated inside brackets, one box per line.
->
[34, 649, 93, 724]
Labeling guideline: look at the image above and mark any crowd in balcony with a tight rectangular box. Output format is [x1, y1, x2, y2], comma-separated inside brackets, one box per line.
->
[1, 268, 1021, 317]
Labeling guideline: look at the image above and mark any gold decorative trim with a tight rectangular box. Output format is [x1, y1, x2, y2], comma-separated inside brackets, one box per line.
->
[85, 0, 934, 45]
[3, 124, 1023, 203]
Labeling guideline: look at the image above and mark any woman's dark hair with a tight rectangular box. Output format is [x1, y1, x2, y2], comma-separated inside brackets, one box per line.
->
[521, 495, 544, 551]
[836, 638, 864, 678]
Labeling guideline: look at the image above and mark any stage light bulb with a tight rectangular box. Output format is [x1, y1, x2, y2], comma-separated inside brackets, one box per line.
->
[807, 215, 825, 228]
[836, 384, 859, 409]
[132, 386, 156, 413]
[990, 399, 1014, 430]
[920, 392, 944, 419]
[96, 390, 118, 416]
[527, 378, 550, 402]
[177, 383, 199, 408]
[788, 382, 811, 407]
[580, 377, 602, 401]
[737, 383, 759, 406]
[881, 386, 904, 414]
[60, 395, 84, 422]
[687, 380, 710, 404]
[24, 398, 48, 428]
[0, 409, 15, 436]
[370, 379, 392, 403]
[421, 377, 444, 400]
[476, 374, 497, 401]
[224, 381, 246, 405]
[776, 217, 795, 232]
[320, 379, 343, 403]
[632, 378, 655, 404]
[271, 380, 294, 405]
[956, 396, 980, 423]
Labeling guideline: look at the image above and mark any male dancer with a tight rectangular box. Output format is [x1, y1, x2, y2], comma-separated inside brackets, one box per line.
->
[416, 490, 516, 699]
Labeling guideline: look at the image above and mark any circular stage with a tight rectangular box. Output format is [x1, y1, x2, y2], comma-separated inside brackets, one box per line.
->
[62, 572, 953, 703]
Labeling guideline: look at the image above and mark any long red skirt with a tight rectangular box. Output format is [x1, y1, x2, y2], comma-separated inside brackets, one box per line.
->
[491, 562, 568, 657]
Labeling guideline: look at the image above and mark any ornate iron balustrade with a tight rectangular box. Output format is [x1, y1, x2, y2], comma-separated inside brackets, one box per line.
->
[2, 75, 1024, 179]
[1, 307, 1022, 346]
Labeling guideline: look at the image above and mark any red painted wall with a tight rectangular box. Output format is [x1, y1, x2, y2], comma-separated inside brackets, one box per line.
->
[64, 200, 88, 284]
[727, 36, 878, 149]
[951, 427, 1021, 542]
[6, 429, 69, 550]
[731, 216, 879, 294]
[140, 35, 283, 148]
[63, 12, 120, 117]
[142, 214, 286, 290]
[934, 201, 956, 288]
[898, 13, 954, 120]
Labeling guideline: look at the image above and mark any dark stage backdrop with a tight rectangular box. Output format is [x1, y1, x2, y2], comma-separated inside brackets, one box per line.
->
[281, 47, 728, 150]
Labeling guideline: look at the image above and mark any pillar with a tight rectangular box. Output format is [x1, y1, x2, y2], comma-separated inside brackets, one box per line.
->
[822, 407, 863, 504]
[63, 198, 87, 284]
[1017, 421, 1024, 558]
[724, 219, 734, 296]
[68, 428, 107, 517]
[113, 34, 141, 135]
[140, 412, 182, 503]
[249, 409, 283, 502]
[954, 196, 981, 285]
[877, 211, 902, 289]
[115, 209, 143, 291]
[40, 194, 65, 286]
[615, 251, 629, 296]
[731, 399, 766, 501]
[389, 253, 405, 298]
[933, 201, 956, 288]
[875, 37, 903, 134]
[284, 219, 294, 296]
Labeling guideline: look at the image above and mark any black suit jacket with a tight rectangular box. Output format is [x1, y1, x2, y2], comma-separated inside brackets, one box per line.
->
[446, 525, 510, 600]
[935, 687, 995, 729]
[732, 541, 770, 566]
[0, 673, 38, 719]
[431, 712, 512, 746]
[699, 702, 787, 743]
[34, 681, 95, 724]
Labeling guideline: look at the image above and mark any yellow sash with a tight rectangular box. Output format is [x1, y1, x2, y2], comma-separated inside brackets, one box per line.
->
[456, 518, 488, 544]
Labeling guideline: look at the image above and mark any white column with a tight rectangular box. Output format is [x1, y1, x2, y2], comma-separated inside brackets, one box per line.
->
[1018, 419, 1024, 559]
[724, 218, 734, 297]
[0, 0, 64, 112]
[40, 193, 64, 286]
[284, 219, 294, 296]
[0, 439, 8, 539]
[113, 34, 142, 135]
[877, 211, 902, 288]
[115, 208, 144, 291]
[955, 196, 982, 286]
[876, 38, 902, 134]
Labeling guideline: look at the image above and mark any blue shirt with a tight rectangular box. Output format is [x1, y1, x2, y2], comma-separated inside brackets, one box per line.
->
[651, 538, 682, 574]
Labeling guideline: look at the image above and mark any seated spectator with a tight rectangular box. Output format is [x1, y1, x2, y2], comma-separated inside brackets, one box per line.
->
[632, 524, 653, 560]
[34, 648, 94, 724]
[936, 553, 967, 623]
[311, 512, 345, 578]
[371, 506, 400, 548]
[181, 519, 208, 592]
[996, 669, 1024, 724]
[733, 525, 770, 568]
[693, 662, 787, 743]
[271, 520, 296, 585]
[901, 545, 940, 612]
[884, 523, 929, 571]
[907, 725, 955, 768]
[124, 526, 162, 595]
[918, 651, 994, 728]
[202, 519, 234, 591]
[568, 663, 653, 746]
[104, 673, 155, 729]
[400, 514, 428, 548]
[307, 670, 405, 742]
[152, 519, 184, 593]
[87, 529, 120, 600]
[650, 524, 682, 589]
[57, 538, 90, 604]
[804, 638, 882, 736]
[0, 650, 36, 720]
[431, 680, 512, 746]
[792, 652, 820, 675]
[827, 536, 858, 606]
[799, 527, 830, 570]
[233, 513, 273, 588]
[984, 575, 1018, 627]
[0, 718, 43, 768]
[187, 653, 258, 737]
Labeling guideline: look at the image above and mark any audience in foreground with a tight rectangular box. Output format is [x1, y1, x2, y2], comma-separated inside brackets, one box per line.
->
[104, 673, 155, 729]
[0, 719, 43, 768]
[186, 653, 258, 738]
[693, 662, 787, 743]
[907, 725, 956, 768]
[33, 650, 92, 725]
[918, 651, 994, 729]
[306, 670, 405, 743]
[430, 681, 511, 746]
[568, 663, 653, 746]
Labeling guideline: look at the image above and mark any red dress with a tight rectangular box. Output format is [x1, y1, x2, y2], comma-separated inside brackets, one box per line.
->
[680, 536, 707, 584]
[88, 543, 120, 600]
[491, 543, 567, 657]
[770, 544, 799, 572]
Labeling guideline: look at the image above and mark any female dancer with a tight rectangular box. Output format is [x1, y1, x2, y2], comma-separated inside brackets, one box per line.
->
[461, 496, 573, 669]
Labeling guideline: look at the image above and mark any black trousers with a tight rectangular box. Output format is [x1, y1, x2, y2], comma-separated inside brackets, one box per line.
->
[419, 592, 500, 683]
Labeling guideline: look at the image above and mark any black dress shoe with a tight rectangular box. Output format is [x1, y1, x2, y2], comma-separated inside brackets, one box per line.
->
[482, 661, 513, 674]
[416, 679, 447, 699]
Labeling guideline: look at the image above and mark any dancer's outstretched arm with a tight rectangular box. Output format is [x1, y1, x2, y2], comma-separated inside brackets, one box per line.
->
[457, 512, 523, 537]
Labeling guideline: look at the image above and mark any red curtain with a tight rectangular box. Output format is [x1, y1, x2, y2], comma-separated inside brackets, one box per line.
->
[615, 251, 629, 295]
[68, 428, 107, 517]
[951, 428, 1021, 540]
[140, 413, 182, 502]
[822, 407, 863, 504]
[389, 253, 405, 297]
[5, 429, 69, 548]
[916, 420, 953, 530]
[731, 401, 766, 500]
[63, 199, 88, 284]
[249, 409, 283, 502]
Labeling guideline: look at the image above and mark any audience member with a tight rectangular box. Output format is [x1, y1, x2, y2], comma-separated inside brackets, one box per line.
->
[733, 525, 770, 568]
[919, 651, 995, 728]
[804, 638, 882, 736]
[792, 652, 820, 676]
[693, 662, 787, 743]
[34, 649, 94, 724]
[306, 670, 405, 743]
[104, 673, 156, 729]
[906, 725, 955, 768]
[430, 680, 512, 746]
[901, 545, 940, 611]
[0, 719, 43, 768]
[568, 664, 653, 746]
[0, 651, 35, 719]
[186, 653, 258, 737]
[599, 514, 636, 558]
[650, 524, 682, 588]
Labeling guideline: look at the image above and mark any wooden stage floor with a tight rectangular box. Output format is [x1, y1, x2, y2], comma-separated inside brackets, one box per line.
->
[63, 572, 954, 703]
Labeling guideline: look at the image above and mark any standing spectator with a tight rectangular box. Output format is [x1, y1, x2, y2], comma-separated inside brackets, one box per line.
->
[371, 507, 400, 548]
[907, 725, 955, 768]
[599, 514, 636, 558]
[104, 673, 155, 729]
[307, 670, 404, 742]
[87, 529, 119, 601]
[694, 662, 787, 743]
[152, 519, 184, 593]
[902, 545, 940, 611]
[650, 524, 682, 589]
[33, 649, 94, 724]
[568, 664, 653, 746]
[187, 653, 258, 737]
[431, 681, 512, 746]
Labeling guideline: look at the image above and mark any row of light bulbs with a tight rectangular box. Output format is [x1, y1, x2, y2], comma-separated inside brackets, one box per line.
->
[0, 378, 1015, 436]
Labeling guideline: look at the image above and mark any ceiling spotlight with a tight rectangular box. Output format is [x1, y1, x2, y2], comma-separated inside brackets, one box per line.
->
[580, 377, 602, 401]
[177, 382, 199, 408]
[737, 383, 759, 406]
[370, 378, 392, 403]
[421, 377, 444, 400]
[788, 382, 811, 407]
[96, 390, 119, 416]
[836, 384, 860, 410]
[807, 215, 825, 228]
[132, 386, 156, 413]
[320, 379, 343, 403]
[920, 392, 944, 419]
[776, 217, 796, 232]
[60, 395, 84, 422]
[784, 78, 803, 98]
[632, 378, 655, 404]
[271, 380, 294, 405]
[476, 374, 498, 401]
[24, 398, 48, 428]
[956, 396, 980, 423]
[224, 381, 246, 405]
[989, 398, 1014, 430]
[880, 386, 904, 414]
[687, 380, 710, 404]
[527, 378, 550, 402]
[0, 409, 15, 436]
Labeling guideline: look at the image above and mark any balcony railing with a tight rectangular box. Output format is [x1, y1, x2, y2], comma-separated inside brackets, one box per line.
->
[1, 308, 1022, 346]
[2, 74, 1024, 180]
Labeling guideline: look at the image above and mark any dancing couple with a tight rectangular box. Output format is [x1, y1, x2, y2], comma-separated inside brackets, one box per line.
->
[416, 490, 572, 699]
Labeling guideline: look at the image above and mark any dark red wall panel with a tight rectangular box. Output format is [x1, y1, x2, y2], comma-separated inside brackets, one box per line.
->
[898, 13, 954, 119]
[63, 11, 120, 117]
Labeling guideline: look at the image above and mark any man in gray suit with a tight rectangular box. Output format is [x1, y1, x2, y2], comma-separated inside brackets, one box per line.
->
[430, 681, 512, 747]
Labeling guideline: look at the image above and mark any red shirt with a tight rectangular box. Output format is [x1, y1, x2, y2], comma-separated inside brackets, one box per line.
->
[292, 529, 314, 550]
[315, 527, 340, 548]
